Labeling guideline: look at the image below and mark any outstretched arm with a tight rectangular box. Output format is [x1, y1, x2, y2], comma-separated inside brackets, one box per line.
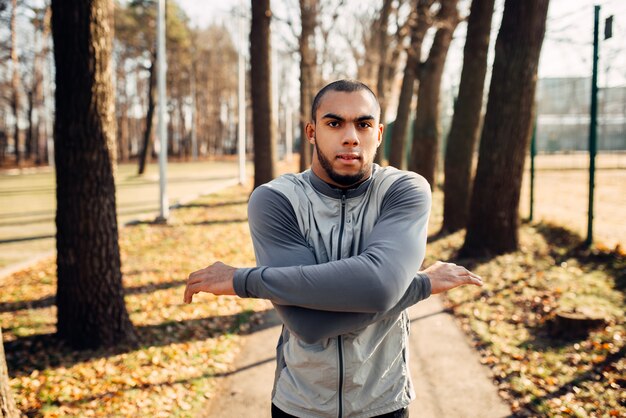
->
[184, 182, 481, 342]
[231, 174, 432, 312]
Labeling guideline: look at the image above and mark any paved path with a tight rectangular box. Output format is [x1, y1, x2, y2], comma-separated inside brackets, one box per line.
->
[202, 296, 511, 418]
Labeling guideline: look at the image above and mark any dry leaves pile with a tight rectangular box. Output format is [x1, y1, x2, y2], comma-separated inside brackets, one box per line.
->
[427, 223, 625, 417]
[1, 185, 272, 417]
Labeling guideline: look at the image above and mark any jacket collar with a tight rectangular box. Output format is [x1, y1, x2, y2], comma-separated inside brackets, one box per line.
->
[307, 164, 379, 199]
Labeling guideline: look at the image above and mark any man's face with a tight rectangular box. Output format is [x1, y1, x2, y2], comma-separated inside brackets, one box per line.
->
[307, 90, 383, 188]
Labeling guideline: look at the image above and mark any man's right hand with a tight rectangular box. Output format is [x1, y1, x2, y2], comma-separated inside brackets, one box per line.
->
[422, 261, 483, 295]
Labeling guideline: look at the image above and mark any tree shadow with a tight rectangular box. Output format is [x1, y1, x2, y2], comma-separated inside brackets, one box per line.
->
[28, 355, 277, 416]
[0, 234, 55, 244]
[517, 344, 625, 415]
[534, 222, 625, 293]
[117, 175, 237, 187]
[189, 218, 248, 227]
[0, 277, 186, 313]
[426, 229, 454, 244]
[175, 200, 248, 209]
[4, 308, 276, 377]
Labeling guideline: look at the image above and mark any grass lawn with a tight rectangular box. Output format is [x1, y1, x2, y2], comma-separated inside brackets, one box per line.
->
[1, 182, 624, 417]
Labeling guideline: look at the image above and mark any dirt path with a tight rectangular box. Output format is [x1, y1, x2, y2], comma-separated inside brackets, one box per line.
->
[201, 296, 511, 418]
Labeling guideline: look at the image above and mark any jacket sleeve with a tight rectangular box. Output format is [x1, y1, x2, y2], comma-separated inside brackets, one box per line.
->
[235, 173, 431, 313]
[239, 185, 431, 343]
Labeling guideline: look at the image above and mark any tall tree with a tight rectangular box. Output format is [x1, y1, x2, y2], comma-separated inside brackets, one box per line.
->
[299, 0, 317, 171]
[138, 53, 156, 174]
[388, 0, 434, 169]
[250, 0, 276, 187]
[373, 0, 393, 165]
[27, 5, 51, 165]
[0, 328, 20, 418]
[408, 0, 459, 188]
[461, 0, 550, 256]
[9, 0, 23, 166]
[115, 0, 192, 173]
[192, 25, 238, 157]
[51, 0, 137, 349]
[441, 0, 495, 233]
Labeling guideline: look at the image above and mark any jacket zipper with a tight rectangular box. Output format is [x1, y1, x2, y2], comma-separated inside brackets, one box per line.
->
[337, 192, 346, 418]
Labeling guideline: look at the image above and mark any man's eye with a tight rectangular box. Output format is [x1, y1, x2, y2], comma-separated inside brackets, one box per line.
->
[328, 121, 340, 127]
[358, 122, 372, 128]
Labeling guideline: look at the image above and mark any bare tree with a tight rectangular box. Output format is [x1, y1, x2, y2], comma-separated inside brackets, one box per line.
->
[408, 0, 460, 188]
[461, 0, 550, 256]
[9, 0, 23, 166]
[51, 0, 138, 349]
[250, 0, 276, 187]
[388, 0, 434, 169]
[26, 4, 51, 165]
[441, 0, 495, 233]
[299, 0, 317, 171]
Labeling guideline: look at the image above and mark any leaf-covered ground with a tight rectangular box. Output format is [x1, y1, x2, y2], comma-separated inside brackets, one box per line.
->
[2, 183, 624, 417]
[426, 224, 625, 417]
[1, 185, 272, 417]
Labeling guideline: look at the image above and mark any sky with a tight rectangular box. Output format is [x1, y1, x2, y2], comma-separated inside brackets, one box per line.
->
[177, 0, 626, 88]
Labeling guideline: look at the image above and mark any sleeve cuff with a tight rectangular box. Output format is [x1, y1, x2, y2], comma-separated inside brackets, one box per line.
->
[233, 268, 253, 298]
[417, 272, 432, 299]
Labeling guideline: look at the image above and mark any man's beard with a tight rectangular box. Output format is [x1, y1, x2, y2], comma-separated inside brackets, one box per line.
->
[316, 145, 368, 188]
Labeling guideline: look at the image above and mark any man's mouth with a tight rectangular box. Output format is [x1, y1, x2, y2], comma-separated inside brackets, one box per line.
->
[336, 153, 361, 161]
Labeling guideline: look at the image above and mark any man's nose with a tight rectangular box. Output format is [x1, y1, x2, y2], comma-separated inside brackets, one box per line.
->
[342, 125, 360, 147]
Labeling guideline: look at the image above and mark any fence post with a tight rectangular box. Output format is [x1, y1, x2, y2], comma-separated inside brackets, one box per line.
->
[585, 5, 600, 246]
[529, 121, 536, 222]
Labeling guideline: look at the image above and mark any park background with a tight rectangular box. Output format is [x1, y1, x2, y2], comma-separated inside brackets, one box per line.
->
[0, 0, 624, 417]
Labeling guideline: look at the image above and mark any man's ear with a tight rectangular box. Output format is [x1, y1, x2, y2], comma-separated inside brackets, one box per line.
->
[305, 122, 316, 144]
[377, 123, 384, 148]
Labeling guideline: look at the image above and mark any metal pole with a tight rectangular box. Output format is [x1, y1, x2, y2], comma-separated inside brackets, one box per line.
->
[156, 0, 169, 222]
[585, 5, 600, 246]
[529, 121, 536, 222]
[238, 0, 246, 185]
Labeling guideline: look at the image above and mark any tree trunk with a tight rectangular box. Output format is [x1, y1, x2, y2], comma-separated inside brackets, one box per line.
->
[118, 111, 129, 162]
[441, 0, 495, 233]
[35, 6, 51, 165]
[250, 0, 276, 188]
[461, 0, 550, 256]
[408, 0, 459, 189]
[389, 0, 433, 169]
[26, 90, 34, 161]
[51, 0, 138, 349]
[10, 0, 22, 167]
[178, 98, 186, 158]
[299, 0, 317, 172]
[138, 55, 156, 175]
[373, 0, 393, 165]
[0, 328, 20, 418]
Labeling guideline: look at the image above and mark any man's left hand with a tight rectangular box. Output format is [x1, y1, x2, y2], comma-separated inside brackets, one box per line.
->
[183, 261, 237, 303]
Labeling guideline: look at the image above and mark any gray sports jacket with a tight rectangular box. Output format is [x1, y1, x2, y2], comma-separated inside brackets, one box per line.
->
[234, 165, 432, 418]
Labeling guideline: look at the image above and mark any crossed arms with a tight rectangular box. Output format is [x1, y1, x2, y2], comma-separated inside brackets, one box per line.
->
[184, 175, 482, 343]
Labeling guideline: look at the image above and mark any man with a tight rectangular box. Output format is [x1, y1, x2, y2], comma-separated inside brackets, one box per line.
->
[184, 80, 482, 418]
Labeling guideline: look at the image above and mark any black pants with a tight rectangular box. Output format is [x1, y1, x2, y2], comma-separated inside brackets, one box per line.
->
[271, 403, 409, 418]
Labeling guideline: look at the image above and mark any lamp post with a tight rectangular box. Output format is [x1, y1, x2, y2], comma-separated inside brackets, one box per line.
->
[156, 0, 169, 222]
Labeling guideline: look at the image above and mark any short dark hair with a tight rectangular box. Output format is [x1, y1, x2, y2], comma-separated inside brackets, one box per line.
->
[311, 79, 380, 122]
